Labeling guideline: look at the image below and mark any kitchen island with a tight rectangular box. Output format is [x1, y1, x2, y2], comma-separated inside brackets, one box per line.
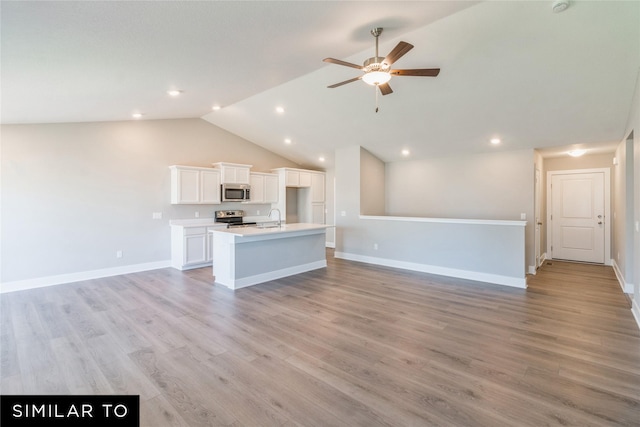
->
[210, 223, 330, 290]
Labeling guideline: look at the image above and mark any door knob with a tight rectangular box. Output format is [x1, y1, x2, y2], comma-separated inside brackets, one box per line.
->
[598, 221, 603, 225]
[537, 222, 543, 226]
[597, 215, 603, 218]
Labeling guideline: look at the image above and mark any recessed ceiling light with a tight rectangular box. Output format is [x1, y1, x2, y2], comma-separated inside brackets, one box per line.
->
[490, 138, 501, 145]
[132, 112, 143, 119]
[284, 138, 292, 144]
[401, 149, 410, 156]
[167, 89, 182, 97]
[212, 105, 222, 111]
[319, 157, 325, 162]
[275, 106, 285, 114]
[568, 149, 586, 157]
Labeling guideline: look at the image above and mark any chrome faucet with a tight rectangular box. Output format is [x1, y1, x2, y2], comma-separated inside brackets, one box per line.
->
[268, 208, 282, 227]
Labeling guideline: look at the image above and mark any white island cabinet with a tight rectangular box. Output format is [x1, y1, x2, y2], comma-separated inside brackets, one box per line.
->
[210, 224, 330, 290]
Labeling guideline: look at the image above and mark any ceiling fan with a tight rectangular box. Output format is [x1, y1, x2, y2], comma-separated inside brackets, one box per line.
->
[323, 27, 440, 97]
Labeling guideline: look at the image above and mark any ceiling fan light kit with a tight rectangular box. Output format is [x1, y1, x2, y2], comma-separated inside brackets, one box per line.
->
[323, 27, 440, 111]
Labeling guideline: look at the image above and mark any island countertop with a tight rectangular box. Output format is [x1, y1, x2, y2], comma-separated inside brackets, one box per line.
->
[210, 223, 331, 238]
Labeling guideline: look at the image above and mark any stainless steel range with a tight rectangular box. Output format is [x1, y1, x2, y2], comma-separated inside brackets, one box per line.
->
[214, 210, 256, 228]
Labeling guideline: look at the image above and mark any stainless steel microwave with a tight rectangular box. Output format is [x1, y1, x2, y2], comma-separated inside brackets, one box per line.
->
[221, 183, 251, 202]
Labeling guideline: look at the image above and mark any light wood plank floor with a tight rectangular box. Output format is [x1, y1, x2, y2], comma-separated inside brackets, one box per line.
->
[2, 252, 639, 426]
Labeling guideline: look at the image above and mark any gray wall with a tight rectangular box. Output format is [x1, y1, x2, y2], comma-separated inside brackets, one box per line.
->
[613, 138, 635, 287]
[360, 148, 385, 216]
[1, 118, 299, 283]
[385, 149, 536, 269]
[335, 145, 528, 285]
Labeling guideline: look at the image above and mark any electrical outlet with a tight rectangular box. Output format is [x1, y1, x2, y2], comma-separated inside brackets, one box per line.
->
[520, 213, 526, 220]
[341, 211, 346, 217]
[195, 211, 200, 218]
[257, 210, 260, 216]
[152, 212, 162, 219]
[116, 250, 123, 258]
[373, 243, 378, 250]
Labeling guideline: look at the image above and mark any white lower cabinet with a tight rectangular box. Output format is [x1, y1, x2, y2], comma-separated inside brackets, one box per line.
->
[171, 223, 224, 270]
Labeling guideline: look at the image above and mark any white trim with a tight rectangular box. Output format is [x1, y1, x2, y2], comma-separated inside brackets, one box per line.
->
[0, 260, 172, 294]
[325, 242, 336, 249]
[360, 215, 526, 227]
[334, 252, 527, 289]
[632, 298, 640, 331]
[216, 260, 327, 290]
[612, 259, 634, 294]
[528, 265, 537, 275]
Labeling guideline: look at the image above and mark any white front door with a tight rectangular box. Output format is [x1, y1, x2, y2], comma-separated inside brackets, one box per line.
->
[550, 171, 605, 263]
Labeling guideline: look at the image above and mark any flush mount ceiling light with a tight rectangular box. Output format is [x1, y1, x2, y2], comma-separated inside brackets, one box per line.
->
[167, 89, 182, 97]
[284, 138, 292, 144]
[132, 112, 143, 119]
[275, 106, 285, 114]
[490, 138, 501, 145]
[568, 149, 586, 157]
[212, 105, 222, 111]
[319, 157, 325, 162]
[552, 0, 570, 13]
[401, 149, 410, 156]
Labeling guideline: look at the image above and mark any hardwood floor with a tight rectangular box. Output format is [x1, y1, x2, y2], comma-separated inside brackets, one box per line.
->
[2, 252, 639, 426]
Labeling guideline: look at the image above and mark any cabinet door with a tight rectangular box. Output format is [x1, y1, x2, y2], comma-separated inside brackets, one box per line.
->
[176, 169, 200, 204]
[311, 203, 325, 224]
[264, 175, 279, 203]
[285, 170, 299, 187]
[201, 170, 221, 204]
[235, 167, 250, 184]
[299, 172, 312, 188]
[250, 174, 265, 204]
[206, 229, 214, 262]
[311, 173, 325, 203]
[184, 234, 207, 265]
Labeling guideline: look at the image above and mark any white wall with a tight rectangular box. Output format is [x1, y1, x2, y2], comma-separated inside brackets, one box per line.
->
[385, 149, 536, 270]
[1, 118, 299, 284]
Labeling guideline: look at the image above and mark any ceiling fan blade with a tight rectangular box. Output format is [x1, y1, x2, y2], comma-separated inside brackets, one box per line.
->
[323, 58, 363, 70]
[383, 41, 413, 66]
[327, 76, 362, 88]
[378, 82, 393, 96]
[390, 68, 441, 77]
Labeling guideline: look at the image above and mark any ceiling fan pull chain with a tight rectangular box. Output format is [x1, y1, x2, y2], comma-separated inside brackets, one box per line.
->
[375, 86, 379, 113]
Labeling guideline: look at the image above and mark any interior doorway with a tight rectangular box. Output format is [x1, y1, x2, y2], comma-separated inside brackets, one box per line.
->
[547, 168, 611, 264]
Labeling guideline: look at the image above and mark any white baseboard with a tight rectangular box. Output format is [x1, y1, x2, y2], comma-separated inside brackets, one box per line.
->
[217, 260, 327, 290]
[0, 260, 172, 294]
[612, 259, 634, 294]
[325, 242, 336, 249]
[632, 298, 640, 331]
[528, 265, 537, 275]
[334, 252, 527, 289]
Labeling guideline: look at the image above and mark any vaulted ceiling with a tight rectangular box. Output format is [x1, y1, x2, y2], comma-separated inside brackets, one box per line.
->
[2, 1, 638, 168]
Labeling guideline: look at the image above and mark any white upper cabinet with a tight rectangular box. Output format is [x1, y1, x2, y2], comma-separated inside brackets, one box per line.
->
[284, 169, 311, 188]
[212, 162, 252, 184]
[249, 172, 279, 204]
[170, 166, 221, 204]
[311, 172, 325, 203]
